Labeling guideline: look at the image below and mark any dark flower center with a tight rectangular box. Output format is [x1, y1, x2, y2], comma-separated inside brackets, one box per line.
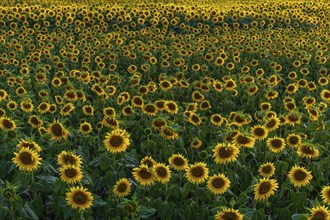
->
[19, 152, 33, 165]
[65, 168, 77, 178]
[73, 192, 87, 204]
[258, 182, 271, 194]
[212, 177, 225, 188]
[219, 147, 233, 158]
[139, 168, 152, 179]
[110, 135, 123, 147]
[117, 183, 127, 193]
[294, 170, 307, 181]
[191, 166, 204, 177]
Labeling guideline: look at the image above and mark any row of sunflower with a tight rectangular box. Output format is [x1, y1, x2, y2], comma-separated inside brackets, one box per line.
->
[0, 0, 330, 219]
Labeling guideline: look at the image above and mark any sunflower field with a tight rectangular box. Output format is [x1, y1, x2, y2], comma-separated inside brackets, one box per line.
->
[0, 0, 329, 219]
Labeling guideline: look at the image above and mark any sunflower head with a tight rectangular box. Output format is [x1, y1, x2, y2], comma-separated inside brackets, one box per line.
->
[66, 186, 93, 211]
[60, 165, 83, 184]
[113, 178, 132, 198]
[12, 147, 42, 172]
[321, 186, 330, 205]
[207, 174, 231, 195]
[288, 165, 313, 188]
[104, 128, 131, 154]
[267, 137, 286, 153]
[57, 151, 82, 166]
[307, 205, 329, 220]
[253, 178, 279, 201]
[258, 162, 276, 178]
[132, 165, 155, 186]
[153, 163, 171, 184]
[215, 208, 244, 220]
[48, 119, 70, 142]
[168, 153, 188, 171]
[185, 162, 209, 185]
[213, 143, 239, 165]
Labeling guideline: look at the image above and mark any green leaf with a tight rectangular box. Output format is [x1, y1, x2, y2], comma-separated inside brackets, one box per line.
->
[291, 213, 308, 220]
[20, 202, 39, 220]
[181, 182, 193, 199]
[93, 196, 107, 207]
[140, 207, 157, 219]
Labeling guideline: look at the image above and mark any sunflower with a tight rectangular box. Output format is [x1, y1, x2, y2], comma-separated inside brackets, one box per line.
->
[79, 122, 92, 135]
[113, 178, 132, 198]
[207, 174, 231, 195]
[233, 133, 255, 148]
[288, 165, 313, 188]
[285, 113, 302, 126]
[155, 100, 166, 111]
[215, 208, 243, 220]
[37, 102, 50, 114]
[20, 101, 34, 113]
[297, 144, 319, 159]
[192, 91, 204, 102]
[28, 115, 44, 128]
[251, 125, 268, 140]
[253, 178, 279, 201]
[102, 107, 116, 117]
[159, 80, 173, 91]
[307, 206, 329, 220]
[188, 113, 202, 126]
[168, 154, 188, 171]
[57, 151, 82, 167]
[190, 138, 203, 149]
[160, 126, 178, 140]
[153, 163, 171, 184]
[66, 186, 93, 211]
[0, 117, 16, 132]
[48, 119, 70, 142]
[210, 114, 223, 126]
[60, 103, 75, 116]
[185, 162, 209, 185]
[132, 165, 155, 186]
[12, 147, 42, 172]
[264, 116, 280, 131]
[320, 89, 330, 102]
[306, 107, 320, 121]
[142, 103, 158, 116]
[165, 101, 178, 114]
[122, 106, 134, 116]
[104, 128, 130, 154]
[213, 143, 239, 165]
[266, 137, 286, 153]
[102, 117, 119, 129]
[60, 165, 83, 184]
[7, 100, 17, 111]
[0, 89, 8, 101]
[260, 102, 272, 111]
[82, 105, 94, 116]
[140, 156, 156, 168]
[131, 96, 144, 108]
[199, 100, 211, 111]
[17, 140, 42, 153]
[258, 162, 276, 178]
[151, 118, 167, 130]
[321, 186, 330, 205]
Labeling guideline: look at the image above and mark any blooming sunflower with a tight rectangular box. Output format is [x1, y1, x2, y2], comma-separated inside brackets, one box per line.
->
[140, 156, 156, 168]
[113, 178, 132, 198]
[213, 143, 239, 165]
[57, 151, 82, 167]
[258, 162, 276, 178]
[288, 165, 313, 188]
[165, 101, 179, 114]
[0, 117, 16, 132]
[60, 165, 83, 184]
[215, 208, 243, 220]
[253, 178, 279, 201]
[151, 118, 167, 130]
[286, 133, 302, 148]
[79, 122, 93, 135]
[48, 119, 70, 142]
[60, 103, 75, 116]
[153, 163, 171, 184]
[321, 186, 330, 205]
[207, 174, 231, 195]
[233, 133, 255, 148]
[28, 115, 43, 128]
[264, 116, 280, 131]
[142, 103, 158, 116]
[185, 162, 209, 185]
[168, 154, 188, 171]
[66, 186, 93, 211]
[267, 137, 286, 153]
[104, 128, 131, 153]
[160, 126, 178, 140]
[210, 114, 223, 126]
[190, 138, 203, 149]
[307, 205, 329, 220]
[132, 165, 155, 186]
[12, 147, 42, 172]
[251, 125, 268, 140]
[297, 144, 319, 159]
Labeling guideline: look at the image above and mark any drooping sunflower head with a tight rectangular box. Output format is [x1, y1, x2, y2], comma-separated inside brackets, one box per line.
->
[233, 133, 255, 148]
[253, 178, 279, 201]
[151, 118, 167, 130]
[60, 165, 83, 184]
[57, 151, 82, 167]
[17, 140, 42, 153]
[168, 153, 188, 171]
[307, 205, 329, 220]
[66, 186, 93, 211]
[132, 165, 155, 186]
[185, 162, 209, 185]
[207, 173, 231, 195]
[288, 165, 313, 188]
[153, 163, 171, 184]
[140, 156, 156, 168]
[258, 162, 276, 178]
[190, 138, 203, 149]
[113, 178, 132, 198]
[213, 143, 239, 165]
[48, 119, 70, 142]
[12, 147, 42, 172]
[104, 128, 131, 154]
[297, 144, 319, 159]
[160, 126, 178, 140]
[215, 207, 244, 220]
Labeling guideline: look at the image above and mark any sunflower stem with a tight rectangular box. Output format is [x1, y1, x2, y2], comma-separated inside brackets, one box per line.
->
[79, 210, 85, 220]
[9, 200, 15, 220]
